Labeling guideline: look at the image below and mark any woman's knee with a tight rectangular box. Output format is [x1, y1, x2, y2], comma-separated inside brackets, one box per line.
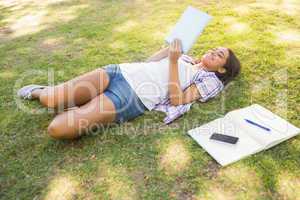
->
[47, 116, 79, 140]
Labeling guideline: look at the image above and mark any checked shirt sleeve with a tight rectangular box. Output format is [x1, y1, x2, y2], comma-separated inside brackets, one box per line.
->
[193, 71, 224, 102]
[154, 98, 192, 124]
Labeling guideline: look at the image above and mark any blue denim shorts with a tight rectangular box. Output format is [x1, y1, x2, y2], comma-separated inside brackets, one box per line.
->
[103, 64, 147, 123]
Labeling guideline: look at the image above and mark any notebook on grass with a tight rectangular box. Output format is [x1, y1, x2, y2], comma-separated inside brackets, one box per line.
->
[188, 104, 300, 166]
[165, 6, 212, 53]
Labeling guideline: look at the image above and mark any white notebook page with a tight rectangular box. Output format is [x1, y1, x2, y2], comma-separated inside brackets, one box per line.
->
[188, 118, 263, 166]
[225, 104, 300, 148]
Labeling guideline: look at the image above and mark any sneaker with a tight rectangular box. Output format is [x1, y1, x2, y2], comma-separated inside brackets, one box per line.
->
[17, 84, 46, 100]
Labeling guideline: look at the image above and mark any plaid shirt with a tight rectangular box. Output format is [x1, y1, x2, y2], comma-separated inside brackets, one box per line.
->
[153, 54, 224, 124]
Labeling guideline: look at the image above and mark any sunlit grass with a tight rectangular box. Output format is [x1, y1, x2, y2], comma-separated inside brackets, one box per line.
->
[277, 30, 300, 43]
[44, 175, 80, 200]
[196, 164, 265, 200]
[246, 0, 300, 16]
[94, 162, 138, 200]
[39, 37, 65, 52]
[278, 172, 300, 199]
[0, 0, 89, 40]
[159, 139, 191, 175]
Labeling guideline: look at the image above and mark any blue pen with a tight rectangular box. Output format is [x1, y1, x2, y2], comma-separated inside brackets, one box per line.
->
[244, 119, 271, 132]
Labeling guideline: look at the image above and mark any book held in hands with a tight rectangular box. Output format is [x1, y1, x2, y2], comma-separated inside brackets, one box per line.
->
[165, 6, 212, 53]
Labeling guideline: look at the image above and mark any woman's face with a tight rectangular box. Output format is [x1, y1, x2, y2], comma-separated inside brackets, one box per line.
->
[200, 47, 229, 72]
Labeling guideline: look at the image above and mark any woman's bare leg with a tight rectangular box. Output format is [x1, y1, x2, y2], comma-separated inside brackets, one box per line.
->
[33, 68, 110, 109]
[47, 94, 116, 140]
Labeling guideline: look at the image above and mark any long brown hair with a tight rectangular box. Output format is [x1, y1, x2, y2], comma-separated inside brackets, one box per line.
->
[215, 48, 241, 85]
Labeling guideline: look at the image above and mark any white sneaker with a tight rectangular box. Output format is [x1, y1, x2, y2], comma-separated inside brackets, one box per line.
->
[17, 84, 46, 100]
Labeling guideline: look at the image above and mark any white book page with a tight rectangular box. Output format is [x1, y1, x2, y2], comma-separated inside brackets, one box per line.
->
[188, 117, 263, 166]
[165, 6, 212, 53]
[224, 104, 300, 149]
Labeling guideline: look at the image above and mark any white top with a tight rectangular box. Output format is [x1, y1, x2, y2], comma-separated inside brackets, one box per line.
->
[119, 55, 198, 110]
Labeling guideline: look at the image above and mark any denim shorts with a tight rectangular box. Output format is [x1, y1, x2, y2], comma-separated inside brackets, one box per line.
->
[103, 64, 147, 123]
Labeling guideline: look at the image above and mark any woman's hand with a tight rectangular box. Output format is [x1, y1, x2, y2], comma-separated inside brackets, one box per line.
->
[191, 59, 201, 65]
[146, 46, 169, 62]
[168, 38, 182, 64]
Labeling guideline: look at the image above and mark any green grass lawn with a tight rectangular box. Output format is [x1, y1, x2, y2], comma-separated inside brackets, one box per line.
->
[1, 0, 300, 199]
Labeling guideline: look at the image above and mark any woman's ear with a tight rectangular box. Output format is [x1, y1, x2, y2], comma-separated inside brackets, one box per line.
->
[218, 66, 226, 74]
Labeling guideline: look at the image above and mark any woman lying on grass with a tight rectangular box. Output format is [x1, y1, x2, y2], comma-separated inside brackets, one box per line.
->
[18, 39, 241, 140]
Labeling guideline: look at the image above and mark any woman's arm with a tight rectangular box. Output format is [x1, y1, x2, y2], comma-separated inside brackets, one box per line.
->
[146, 46, 169, 62]
[168, 39, 201, 106]
[168, 39, 185, 105]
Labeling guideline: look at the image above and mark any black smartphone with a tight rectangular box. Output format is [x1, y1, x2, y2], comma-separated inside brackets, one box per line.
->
[209, 133, 239, 144]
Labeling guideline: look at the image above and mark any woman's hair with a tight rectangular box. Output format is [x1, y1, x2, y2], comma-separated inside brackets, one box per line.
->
[215, 48, 241, 86]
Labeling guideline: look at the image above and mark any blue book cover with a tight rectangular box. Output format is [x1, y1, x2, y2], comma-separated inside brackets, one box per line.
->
[165, 6, 212, 53]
